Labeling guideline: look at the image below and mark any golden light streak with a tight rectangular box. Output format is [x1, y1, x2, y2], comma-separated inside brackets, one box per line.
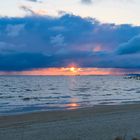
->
[0, 67, 129, 76]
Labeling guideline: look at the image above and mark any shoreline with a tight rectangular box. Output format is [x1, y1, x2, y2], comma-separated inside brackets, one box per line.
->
[1, 104, 140, 127]
[1, 104, 140, 140]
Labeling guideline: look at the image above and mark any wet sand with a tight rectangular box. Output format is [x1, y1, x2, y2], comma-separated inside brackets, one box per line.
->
[0, 104, 140, 140]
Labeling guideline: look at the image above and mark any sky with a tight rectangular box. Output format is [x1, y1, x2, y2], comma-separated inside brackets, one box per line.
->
[1, 0, 140, 25]
[0, 0, 140, 75]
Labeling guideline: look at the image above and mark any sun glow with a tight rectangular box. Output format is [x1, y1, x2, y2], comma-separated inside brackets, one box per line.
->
[67, 66, 81, 75]
[69, 67, 76, 72]
[66, 103, 80, 110]
[0, 67, 130, 76]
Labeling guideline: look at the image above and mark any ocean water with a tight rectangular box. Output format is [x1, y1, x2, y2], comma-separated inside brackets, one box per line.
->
[0, 76, 139, 115]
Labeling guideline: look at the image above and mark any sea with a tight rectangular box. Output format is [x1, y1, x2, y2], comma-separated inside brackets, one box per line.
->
[0, 76, 139, 115]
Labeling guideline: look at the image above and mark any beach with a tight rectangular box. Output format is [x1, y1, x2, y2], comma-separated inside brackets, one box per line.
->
[0, 104, 140, 140]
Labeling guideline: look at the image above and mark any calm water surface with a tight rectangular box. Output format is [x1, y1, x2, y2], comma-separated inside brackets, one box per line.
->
[0, 76, 139, 115]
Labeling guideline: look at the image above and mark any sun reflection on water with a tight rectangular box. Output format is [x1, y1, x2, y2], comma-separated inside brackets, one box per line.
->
[66, 103, 80, 110]
[65, 96, 80, 110]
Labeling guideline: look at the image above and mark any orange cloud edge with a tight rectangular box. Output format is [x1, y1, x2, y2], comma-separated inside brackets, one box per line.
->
[0, 67, 139, 76]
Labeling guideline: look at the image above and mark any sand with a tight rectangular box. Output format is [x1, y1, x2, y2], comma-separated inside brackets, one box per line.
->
[0, 104, 140, 140]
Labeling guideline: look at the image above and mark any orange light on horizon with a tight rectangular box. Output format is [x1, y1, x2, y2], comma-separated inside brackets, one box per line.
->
[0, 67, 131, 76]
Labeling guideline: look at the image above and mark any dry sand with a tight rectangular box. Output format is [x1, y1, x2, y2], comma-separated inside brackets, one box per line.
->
[0, 104, 140, 140]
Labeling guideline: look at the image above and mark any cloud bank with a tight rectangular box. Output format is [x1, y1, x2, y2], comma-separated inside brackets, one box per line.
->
[0, 13, 140, 71]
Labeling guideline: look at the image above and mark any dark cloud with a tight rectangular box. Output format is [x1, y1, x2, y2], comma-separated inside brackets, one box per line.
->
[80, 0, 134, 5]
[117, 35, 140, 55]
[20, 5, 35, 15]
[0, 14, 140, 71]
[0, 53, 49, 71]
[81, 0, 93, 4]
[26, 0, 42, 3]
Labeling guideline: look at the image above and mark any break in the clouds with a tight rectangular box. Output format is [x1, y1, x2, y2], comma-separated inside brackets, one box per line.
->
[0, 13, 140, 71]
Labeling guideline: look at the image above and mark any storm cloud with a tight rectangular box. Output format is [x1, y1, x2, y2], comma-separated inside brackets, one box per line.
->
[0, 14, 140, 71]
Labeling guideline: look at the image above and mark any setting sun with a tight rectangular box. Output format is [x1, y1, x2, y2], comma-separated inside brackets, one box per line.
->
[67, 66, 82, 75]
[69, 67, 76, 73]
